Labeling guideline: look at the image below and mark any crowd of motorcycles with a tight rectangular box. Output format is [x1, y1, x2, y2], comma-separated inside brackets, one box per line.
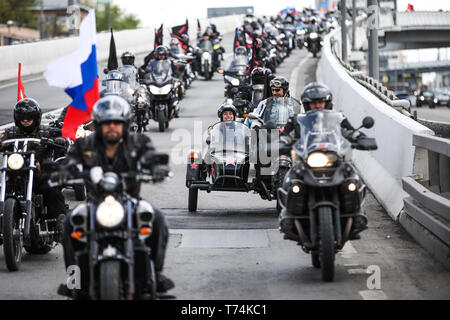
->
[0, 8, 378, 300]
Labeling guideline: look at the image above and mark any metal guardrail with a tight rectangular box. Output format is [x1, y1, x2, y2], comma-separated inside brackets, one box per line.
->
[329, 35, 414, 118]
[401, 133, 450, 268]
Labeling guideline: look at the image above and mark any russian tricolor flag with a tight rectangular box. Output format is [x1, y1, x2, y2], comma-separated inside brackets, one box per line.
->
[44, 9, 99, 140]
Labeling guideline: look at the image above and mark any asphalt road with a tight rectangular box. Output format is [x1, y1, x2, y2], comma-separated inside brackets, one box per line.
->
[0, 33, 449, 300]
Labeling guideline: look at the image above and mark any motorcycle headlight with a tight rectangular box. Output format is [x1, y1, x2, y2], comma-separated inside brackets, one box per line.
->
[420, 96, 425, 101]
[231, 78, 240, 86]
[310, 33, 318, 39]
[160, 84, 172, 95]
[202, 52, 211, 59]
[7, 153, 24, 170]
[149, 84, 171, 95]
[434, 98, 438, 103]
[96, 196, 125, 228]
[306, 152, 336, 168]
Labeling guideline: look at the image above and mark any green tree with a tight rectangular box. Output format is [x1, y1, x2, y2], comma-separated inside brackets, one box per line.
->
[0, 0, 39, 29]
[82, 1, 140, 31]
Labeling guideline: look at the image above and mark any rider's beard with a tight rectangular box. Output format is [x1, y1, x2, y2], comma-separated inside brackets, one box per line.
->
[103, 130, 122, 145]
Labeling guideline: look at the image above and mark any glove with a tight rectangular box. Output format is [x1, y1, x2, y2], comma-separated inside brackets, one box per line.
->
[40, 137, 51, 146]
[54, 137, 68, 148]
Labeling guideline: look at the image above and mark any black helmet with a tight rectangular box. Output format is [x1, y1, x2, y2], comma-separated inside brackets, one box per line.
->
[301, 82, 333, 111]
[251, 67, 265, 85]
[155, 45, 168, 60]
[234, 46, 247, 56]
[121, 51, 135, 66]
[217, 103, 237, 120]
[270, 76, 289, 92]
[14, 98, 42, 133]
[92, 95, 131, 125]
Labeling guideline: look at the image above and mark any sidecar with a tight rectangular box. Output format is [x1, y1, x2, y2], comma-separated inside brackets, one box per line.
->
[185, 121, 252, 212]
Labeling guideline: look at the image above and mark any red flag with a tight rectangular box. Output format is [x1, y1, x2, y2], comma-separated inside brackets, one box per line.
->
[17, 63, 27, 101]
[407, 3, 414, 11]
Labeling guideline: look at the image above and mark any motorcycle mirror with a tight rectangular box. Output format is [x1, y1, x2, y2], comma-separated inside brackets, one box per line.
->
[90, 166, 104, 185]
[362, 116, 374, 129]
[103, 68, 109, 74]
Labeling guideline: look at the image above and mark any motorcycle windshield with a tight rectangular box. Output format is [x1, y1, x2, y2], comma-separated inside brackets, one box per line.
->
[118, 65, 137, 89]
[209, 121, 251, 155]
[105, 79, 130, 95]
[262, 97, 302, 127]
[225, 56, 249, 75]
[199, 39, 213, 52]
[147, 60, 172, 83]
[293, 110, 350, 157]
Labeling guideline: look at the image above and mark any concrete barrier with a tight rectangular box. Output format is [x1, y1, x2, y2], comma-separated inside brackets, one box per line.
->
[316, 26, 434, 220]
[0, 15, 243, 82]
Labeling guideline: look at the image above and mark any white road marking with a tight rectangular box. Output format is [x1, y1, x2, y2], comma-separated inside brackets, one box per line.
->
[339, 241, 358, 259]
[358, 290, 388, 300]
[0, 76, 45, 89]
[289, 55, 310, 100]
[347, 268, 369, 275]
[170, 229, 269, 248]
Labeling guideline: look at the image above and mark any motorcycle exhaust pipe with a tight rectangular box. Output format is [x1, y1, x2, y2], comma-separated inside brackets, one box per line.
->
[341, 217, 353, 244]
[294, 219, 313, 250]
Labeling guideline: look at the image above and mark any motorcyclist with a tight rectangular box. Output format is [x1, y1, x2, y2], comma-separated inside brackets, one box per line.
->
[249, 76, 303, 127]
[204, 103, 239, 171]
[169, 37, 183, 55]
[58, 95, 174, 296]
[0, 98, 68, 236]
[280, 82, 368, 239]
[281, 82, 364, 144]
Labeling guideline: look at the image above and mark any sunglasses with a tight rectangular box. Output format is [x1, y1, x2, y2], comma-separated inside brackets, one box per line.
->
[102, 120, 123, 126]
[271, 88, 282, 92]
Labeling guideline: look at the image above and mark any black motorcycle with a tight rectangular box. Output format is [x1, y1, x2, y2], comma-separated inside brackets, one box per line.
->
[51, 152, 170, 299]
[142, 60, 181, 132]
[277, 110, 377, 281]
[247, 97, 303, 204]
[0, 137, 67, 271]
[305, 32, 322, 58]
[219, 55, 250, 100]
[130, 85, 151, 134]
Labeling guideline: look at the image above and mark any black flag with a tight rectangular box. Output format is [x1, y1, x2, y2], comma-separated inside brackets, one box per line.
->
[107, 28, 118, 71]
[171, 21, 188, 41]
[154, 24, 163, 48]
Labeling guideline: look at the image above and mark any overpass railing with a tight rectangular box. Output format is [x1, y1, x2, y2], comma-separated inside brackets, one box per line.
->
[400, 133, 450, 269]
[329, 34, 413, 118]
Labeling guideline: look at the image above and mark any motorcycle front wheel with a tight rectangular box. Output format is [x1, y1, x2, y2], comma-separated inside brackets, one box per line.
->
[2, 198, 23, 271]
[158, 109, 165, 132]
[319, 206, 335, 281]
[99, 260, 122, 300]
